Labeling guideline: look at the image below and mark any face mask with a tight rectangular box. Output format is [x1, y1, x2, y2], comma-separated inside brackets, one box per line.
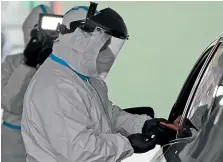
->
[96, 47, 115, 75]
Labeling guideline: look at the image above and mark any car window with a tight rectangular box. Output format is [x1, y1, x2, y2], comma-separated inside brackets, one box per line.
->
[151, 41, 223, 162]
[186, 40, 223, 130]
[168, 44, 214, 123]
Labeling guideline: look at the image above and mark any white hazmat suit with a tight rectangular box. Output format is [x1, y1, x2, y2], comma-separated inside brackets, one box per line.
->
[1, 5, 53, 162]
[22, 6, 151, 162]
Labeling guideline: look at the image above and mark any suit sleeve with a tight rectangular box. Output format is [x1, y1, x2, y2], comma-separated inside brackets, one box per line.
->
[1, 63, 36, 114]
[108, 101, 151, 137]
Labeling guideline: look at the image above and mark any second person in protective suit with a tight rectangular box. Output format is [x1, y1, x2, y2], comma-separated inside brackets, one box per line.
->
[1, 5, 55, 162]
[21, 3, 173, 162]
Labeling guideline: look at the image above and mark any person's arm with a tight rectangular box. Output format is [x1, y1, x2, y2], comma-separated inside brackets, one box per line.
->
[2, 55, 16, 88]
[1, 63, 36, 114]
[40, 86, 134, 162]
[108, 101, 151, 137]
[1, 54, 24, 87]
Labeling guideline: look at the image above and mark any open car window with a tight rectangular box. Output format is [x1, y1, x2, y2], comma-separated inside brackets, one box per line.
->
[151, 36, 223, 162]
[168, 43, 215, 123]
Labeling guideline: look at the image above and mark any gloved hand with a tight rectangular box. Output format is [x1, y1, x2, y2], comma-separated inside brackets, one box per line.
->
[128, 133, 156, 153]
[142, 118, 168, 134]
[23, 28, 53, 68]
[160, 116, 196, 138]
[142, 118, 177, 146]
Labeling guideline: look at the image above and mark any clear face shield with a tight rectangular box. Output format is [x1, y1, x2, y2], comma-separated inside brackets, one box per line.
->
[97, 33, 126, 79]
[59, 2, 129, 79]
[75, 2, 129, 79]
[100, 36, 125, 57]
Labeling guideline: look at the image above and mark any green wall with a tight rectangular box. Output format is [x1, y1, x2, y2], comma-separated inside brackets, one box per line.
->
[62, 1, 223, 118]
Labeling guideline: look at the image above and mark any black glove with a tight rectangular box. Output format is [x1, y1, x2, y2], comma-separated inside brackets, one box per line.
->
[23, 28, 53, 68]
[154, 125, 177, 146]
[128, 133, 156, 153]
[142, 118, 168, 134]
[124, 107, 155, 118]
[142, 118, 177, 146]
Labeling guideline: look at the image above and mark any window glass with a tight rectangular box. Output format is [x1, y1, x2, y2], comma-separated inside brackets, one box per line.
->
[187, 41, 223, 130]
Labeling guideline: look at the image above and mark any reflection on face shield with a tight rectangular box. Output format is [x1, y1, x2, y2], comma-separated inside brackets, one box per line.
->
[100, 38, 111, 52]
[96, 47, 115, 74]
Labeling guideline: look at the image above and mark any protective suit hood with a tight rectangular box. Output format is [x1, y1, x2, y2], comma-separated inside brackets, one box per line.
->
[22, 5, 53, 46]
[52, 6, 119, 79]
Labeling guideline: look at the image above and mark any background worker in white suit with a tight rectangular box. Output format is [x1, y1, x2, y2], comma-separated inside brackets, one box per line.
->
[1, 5, 54, 162]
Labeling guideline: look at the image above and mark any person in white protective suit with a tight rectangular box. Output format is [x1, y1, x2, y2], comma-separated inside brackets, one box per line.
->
[1, 5, 54, 162]
[21, 4, 169, 162]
